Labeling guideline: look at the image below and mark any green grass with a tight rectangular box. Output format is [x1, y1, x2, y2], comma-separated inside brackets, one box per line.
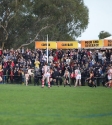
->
[0, 84, 112, 125]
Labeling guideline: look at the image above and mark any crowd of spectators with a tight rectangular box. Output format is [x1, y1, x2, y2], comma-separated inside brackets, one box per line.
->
[0, 48, 112, 86]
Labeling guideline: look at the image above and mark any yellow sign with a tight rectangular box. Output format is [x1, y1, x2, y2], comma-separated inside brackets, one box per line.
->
[57, 41, 78, 49]
[35, 41, 57, 49]
[81, 40, 103, 48]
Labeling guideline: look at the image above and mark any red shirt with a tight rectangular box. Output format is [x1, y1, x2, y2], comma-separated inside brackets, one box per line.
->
[0, 71, 3, 77]
[71, 73, 75, 78]
[53, 56, 58, 62]
[11, 62, 15, 67]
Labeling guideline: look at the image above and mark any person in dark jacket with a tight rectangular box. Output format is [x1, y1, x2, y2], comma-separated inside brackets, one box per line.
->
[52, 68, 59, 86]
[57, 70, 63, 86]
[86, 70, 96, 87]
[34, 69, 42, 86]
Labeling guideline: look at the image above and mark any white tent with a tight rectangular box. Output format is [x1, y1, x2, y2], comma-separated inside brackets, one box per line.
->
[104, 36, 112, 40]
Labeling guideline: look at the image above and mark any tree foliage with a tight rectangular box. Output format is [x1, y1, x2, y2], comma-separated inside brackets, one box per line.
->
[98, 31, 111, 39]
[0, 0, 89, 49]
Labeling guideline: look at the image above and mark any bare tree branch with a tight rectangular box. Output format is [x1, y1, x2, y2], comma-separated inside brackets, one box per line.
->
[17, 25, 52, 49]
[0, 24, 8, 40]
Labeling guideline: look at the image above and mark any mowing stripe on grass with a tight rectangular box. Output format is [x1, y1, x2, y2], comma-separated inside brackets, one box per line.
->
[0, 112, 112, 118]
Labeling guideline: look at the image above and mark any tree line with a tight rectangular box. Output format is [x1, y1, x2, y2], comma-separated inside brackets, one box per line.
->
[0, 0, 89, 49]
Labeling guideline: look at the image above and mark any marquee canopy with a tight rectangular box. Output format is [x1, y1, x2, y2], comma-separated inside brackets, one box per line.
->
[104, 36, 112, 40]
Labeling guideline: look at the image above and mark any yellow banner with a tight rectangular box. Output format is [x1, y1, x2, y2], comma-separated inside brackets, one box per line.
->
[81, 40, 103, 48]
[57, 41, 78, 49]
[35, 41, 57, 49]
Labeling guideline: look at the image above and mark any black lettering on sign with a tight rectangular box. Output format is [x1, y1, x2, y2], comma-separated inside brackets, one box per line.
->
[108, 40, 112, 46]
[85, 41, 92, 44]
[62, 43, 65, 46]
[108, 43, 112, 46]
[62, 43, 73, 46]
[85, 43, 99, 47]
[41, 43, 50, 46]
[95, 44, 99, 47]
[108, 40, 112, 43]
[108, 44, 112, 46]
[68, 43, 73, 46]
[93, 40, 99, 44]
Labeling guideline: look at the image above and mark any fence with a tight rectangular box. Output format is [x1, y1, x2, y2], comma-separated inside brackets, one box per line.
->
[81, 77, 105, 86]
[0, 75, 106, 86]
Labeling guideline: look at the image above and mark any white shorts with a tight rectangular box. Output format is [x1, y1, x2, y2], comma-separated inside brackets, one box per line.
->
[76, 75, 81, 80]
[108, 75, 112, 80]
[44, 72, 50, 78]
[0, 76, 2, 82]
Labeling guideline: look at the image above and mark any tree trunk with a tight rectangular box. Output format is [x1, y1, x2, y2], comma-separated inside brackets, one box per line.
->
[2, 42, 5, 50]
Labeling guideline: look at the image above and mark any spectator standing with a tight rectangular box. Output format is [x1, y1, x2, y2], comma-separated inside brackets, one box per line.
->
[98, 50, 103, 64]
[49, 54, 53, 64]
[102, 54, 106, 64]
[105, 49, 110, 61]
[110, 53, 112, 62]
[66, 57, 71, 65]
[34, 58, 40, 71]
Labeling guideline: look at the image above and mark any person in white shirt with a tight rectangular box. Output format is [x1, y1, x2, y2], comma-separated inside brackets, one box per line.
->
[66, 57, 71, 65]
[102, 54, 106, 63]
[48, 54, 53, 63]
[74, 67, 81, 87]
[42, 54, 47, 62]
[98, 50, 103, 63]
[28, 67, 34, 77]
[91, 59, 95, 65]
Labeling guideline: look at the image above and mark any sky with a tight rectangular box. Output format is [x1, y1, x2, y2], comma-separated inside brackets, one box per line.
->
[77, 0, 112, 40]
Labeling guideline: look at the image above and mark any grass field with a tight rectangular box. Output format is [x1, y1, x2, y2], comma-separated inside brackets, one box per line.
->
[0, 84, 112, 125]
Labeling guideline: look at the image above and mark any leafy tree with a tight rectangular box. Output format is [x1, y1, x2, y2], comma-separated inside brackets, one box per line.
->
[98, 31, 111, 39]
[0, 0, 89, 49]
